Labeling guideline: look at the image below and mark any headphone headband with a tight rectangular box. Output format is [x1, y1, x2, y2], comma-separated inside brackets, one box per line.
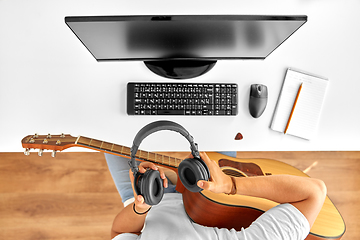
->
[129, 120, 200, 173]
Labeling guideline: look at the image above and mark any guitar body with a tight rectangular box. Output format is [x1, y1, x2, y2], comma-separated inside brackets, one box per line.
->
[21, 135, 345, 240]
[177, 152, 345, 240]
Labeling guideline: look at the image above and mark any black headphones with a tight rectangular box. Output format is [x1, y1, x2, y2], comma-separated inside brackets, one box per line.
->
[129, 120, 210, 205]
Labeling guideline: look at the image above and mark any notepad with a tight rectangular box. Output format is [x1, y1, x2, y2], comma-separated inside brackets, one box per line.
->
[270, 68, 329, 140]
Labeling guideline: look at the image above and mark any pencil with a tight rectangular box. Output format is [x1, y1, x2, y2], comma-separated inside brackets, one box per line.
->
[284, 83, 303, 134]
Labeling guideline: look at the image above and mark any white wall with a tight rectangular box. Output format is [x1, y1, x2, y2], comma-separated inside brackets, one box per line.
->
[1, 0, 359, 152]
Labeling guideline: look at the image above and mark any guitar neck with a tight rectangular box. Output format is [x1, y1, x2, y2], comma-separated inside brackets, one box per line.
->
[21, 134, 182, 169]
[76, 136, 182, 169]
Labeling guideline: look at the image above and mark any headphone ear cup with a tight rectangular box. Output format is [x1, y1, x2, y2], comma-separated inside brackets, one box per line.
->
[137, 170, 164, 206]
[178, 158, 210, 192]
[133, 171, 143, 197]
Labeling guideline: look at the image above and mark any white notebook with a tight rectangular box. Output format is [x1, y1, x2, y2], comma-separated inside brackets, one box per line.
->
[270, 68, 329, 140]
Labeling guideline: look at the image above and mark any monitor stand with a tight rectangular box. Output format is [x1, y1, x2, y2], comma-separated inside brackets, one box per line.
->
[144, 60, 217, 79]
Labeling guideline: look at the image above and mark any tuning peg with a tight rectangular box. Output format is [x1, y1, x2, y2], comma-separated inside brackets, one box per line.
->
[47, 134, 52, 139]
[51, 150, 57, 158]
[38, 149, 44, 157]
[60, 133, 65, 138]
[34, 133, 39, 138]
[24, 148, 30, 156]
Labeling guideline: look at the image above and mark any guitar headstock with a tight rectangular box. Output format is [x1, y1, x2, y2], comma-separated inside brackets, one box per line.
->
[21, 133, 77, 157]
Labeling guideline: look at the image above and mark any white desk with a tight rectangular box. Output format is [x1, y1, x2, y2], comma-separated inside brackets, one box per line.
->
[1, 0, 359, 152]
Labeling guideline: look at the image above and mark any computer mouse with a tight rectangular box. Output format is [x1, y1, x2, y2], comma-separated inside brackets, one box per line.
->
[249, 84, 268, 118]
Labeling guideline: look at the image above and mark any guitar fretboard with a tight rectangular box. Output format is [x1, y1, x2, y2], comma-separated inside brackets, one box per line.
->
[76, 136, 182, 168]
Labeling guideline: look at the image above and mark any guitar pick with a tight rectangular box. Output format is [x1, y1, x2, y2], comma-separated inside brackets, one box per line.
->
[235, 132, 243, 140]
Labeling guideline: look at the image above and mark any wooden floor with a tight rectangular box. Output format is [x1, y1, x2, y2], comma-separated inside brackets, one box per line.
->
[0, 151, 359, 240]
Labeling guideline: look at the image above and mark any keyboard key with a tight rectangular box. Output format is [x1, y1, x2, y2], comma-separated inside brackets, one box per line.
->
[157, 110, 185, 115]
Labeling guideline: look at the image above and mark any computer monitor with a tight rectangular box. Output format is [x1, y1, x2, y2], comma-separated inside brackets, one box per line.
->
[65, 15, 307, 79]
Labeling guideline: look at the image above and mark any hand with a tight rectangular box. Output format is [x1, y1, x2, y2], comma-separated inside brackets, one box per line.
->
[196, 152, 233, 194]
[129, 162, 168, 211]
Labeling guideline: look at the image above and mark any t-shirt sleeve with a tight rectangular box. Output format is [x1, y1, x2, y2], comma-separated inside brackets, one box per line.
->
[235, 203, 311, 240]
[112, 233, 140, 240]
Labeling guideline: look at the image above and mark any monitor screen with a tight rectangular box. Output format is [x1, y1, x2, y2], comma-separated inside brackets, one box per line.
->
[65, 15, 307, 61]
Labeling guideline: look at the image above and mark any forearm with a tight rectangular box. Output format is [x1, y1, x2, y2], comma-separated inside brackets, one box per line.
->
[235, 174, 324, 203]
[111, 202, 149, 238]
[234, 174, 327, 227]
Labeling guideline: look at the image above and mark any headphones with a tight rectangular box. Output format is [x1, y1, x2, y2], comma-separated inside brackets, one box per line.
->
[129, 120, 210, 205]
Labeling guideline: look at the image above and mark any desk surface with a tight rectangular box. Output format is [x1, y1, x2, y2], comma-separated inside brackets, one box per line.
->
[1, 0, 359, 152]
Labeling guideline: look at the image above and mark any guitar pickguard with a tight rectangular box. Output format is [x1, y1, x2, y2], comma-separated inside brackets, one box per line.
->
[218, 158, 266, 177]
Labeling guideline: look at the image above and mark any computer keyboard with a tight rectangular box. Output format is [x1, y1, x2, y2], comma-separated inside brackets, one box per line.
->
[127, 82, 238, 115]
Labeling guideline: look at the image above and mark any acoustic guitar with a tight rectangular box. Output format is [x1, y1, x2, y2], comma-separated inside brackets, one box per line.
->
[21, 134, 345, 240]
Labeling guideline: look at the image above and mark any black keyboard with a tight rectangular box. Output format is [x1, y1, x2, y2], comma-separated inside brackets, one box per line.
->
[127, 82, 238, 115]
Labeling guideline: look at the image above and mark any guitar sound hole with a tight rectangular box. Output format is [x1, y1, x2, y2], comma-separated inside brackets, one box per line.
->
[222, 169, 246, 178]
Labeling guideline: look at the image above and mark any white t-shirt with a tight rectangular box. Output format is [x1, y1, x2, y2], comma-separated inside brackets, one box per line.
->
[113, 193, 310, 240]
